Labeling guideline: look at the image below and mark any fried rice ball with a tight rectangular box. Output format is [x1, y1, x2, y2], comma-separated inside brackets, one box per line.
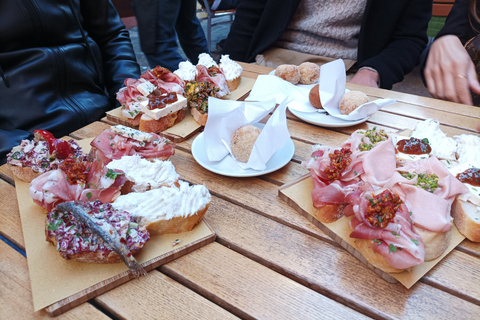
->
[299, 62, 320, 84]
[231, 125, 261, 163]
[339, 91, 369, 115]
[309, 84, 322, 109]
[274, 64, 301, 84]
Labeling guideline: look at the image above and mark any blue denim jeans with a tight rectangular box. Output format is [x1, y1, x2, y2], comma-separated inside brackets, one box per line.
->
[132, 0, 209, 71]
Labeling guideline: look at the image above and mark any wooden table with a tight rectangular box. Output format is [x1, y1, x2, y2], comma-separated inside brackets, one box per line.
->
[1, 62, 480, 319]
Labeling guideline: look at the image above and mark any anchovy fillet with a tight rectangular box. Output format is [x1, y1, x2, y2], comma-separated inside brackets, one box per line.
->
[56, 202, 146, 277]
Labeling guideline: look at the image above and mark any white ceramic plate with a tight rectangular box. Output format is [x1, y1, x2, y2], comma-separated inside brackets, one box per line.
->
[288, 106, 369, 128]
[191, 132, 295, 177]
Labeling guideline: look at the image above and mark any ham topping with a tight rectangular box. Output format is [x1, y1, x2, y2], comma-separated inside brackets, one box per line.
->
[116, 78, 149, 119]
[341, 128, 396, 187]
[384, 157, 468, 232]
[141, 66, 184, 95]
[195, 65, 230, 98]
[303, 146, 366, 207]
[29, 157, 126, 212]
[347, 189, 425, 270]
[90, 129, 175, 165]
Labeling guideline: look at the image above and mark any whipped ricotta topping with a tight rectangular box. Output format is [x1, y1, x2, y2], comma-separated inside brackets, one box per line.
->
[410, 119, 456, 160]
[107, 155, 180, 192]
[219, 54, 243, 80]
[174, 60, 197, 81]
[455, 134, 480, 166]
[113, 181, 211, 224]
[197, 53, 217, 68]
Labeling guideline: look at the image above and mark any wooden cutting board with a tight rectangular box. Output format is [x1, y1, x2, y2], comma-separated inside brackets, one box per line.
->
[278, 174, 465, 288]
[15, 139, 217, 316]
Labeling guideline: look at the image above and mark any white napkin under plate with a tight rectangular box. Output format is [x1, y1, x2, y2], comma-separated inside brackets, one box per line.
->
[204, 97, 291, 170]
[320, 59, 396, 121]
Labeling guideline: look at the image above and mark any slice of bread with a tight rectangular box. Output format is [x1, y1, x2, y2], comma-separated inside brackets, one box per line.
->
[353, 239, 408, 273]
[227, 76, 241, 92]
[139, 108, 186, 133]
[314, 203, 347, 224]
[452, 197, 480, 242]
[9, 165, 42, 182]
[412, 224, 451, 261]
[112, 180, 211, 235]
[128, 113, 142, 126]
[191, 107, 208, 126]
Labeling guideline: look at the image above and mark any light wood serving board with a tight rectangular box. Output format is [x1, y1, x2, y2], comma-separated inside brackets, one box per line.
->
[278, 174, 465, 289]
[14, 139, 216, 316]
[106, 107, 202, 143]
[106, 77, 256, 142]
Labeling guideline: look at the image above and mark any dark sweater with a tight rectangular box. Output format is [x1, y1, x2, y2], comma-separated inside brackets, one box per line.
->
[222, 0, 432, 89]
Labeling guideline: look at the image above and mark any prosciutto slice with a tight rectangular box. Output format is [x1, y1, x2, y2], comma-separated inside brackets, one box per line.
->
[303, 146, 367, 207]
[141, 66, 184, 94]
[341, 129, 397, 187]
[348, 189, 425, 270]
[195, 65, 230, 98]
[384, 157, 468, 232]
[29, 159, 126, 212]
[116, 78, 149, 120]
[90, 129, 175, 165]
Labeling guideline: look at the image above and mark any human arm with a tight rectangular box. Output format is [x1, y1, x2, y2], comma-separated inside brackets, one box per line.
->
[424, 35, 480, 105]
[357, 0, 431, 89]
[80, 0, 141, 106]
[350, 67, 380, 88]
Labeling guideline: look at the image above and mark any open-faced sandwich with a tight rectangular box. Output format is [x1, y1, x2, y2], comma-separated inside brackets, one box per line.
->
[302, 121, 473, 273]
[184, 81, 218, 126]
[7, 130, 87, 182]
[29, 154, 126, 212]
[50, 201, 149, 277]
[90, 125, 175, 164]
[116, 66, 186, 128]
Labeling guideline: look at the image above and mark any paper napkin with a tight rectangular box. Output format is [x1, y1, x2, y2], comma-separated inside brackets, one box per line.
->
[320, 59, 396, 121]
[245, 75, 318, 113]
[203, 97, 291, 170]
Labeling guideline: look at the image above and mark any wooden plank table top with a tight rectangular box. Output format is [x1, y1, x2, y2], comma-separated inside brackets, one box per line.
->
[1, 61, 480, 319]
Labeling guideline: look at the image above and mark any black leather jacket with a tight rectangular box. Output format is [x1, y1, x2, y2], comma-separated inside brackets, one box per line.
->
[0, 0, 140, 162]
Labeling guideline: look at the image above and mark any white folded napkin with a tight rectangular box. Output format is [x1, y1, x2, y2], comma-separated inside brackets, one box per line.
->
[245, 75, 318, 113]
[320, 59, 396, 121]
[203, 97, 290, 170]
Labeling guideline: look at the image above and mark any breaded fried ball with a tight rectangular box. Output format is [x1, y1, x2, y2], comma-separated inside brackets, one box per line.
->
[339, 91, 369, 115]
[299, 62, 320, 84]
[274, 64, 301, 84]
[231, 125, 261, 163]
[309, 84, 322, 109]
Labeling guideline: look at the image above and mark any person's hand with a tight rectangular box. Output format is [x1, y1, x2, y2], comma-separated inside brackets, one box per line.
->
[477, 123, 480, 131]
[424, 35, 480, 105]
[349, 68, 379, 88]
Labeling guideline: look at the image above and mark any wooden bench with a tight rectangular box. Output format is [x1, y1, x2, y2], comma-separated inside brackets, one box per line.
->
[433, 0, 455, 16]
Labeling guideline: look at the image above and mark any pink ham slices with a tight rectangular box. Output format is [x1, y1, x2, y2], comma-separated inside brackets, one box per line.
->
[90, 126, 175, 165]
[116, 78, 149, 122]
[341, 127, 397, 187]
[303, 127, 397, 209]
[384, 156, 468, 233]
[303, 146, 367, 206]
[141, 66, 184, 95]
[29, 157, 126, 212]
[196, 65, 230, 98]
[346, 189, 425, 270]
